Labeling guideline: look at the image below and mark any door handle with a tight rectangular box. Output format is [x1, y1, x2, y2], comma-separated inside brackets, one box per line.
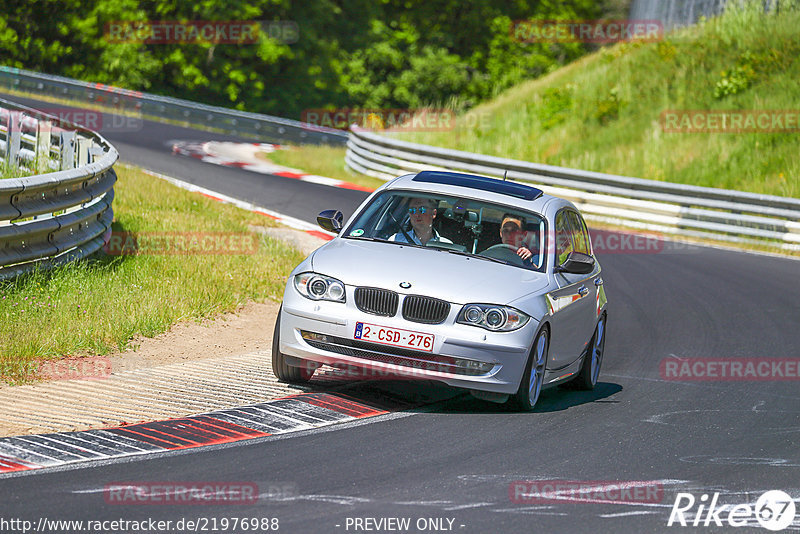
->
[595, 277, 604, 286]
[578, 286, 589, 297]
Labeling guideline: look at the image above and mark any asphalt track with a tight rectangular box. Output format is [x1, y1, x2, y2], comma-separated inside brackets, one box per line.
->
[1, 93, 799, 533]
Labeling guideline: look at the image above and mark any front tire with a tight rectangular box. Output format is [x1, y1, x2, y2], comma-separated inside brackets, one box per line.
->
[511, 327, 549, 411]
[573, 313, 606, 390]
[272, 306, 314, 383]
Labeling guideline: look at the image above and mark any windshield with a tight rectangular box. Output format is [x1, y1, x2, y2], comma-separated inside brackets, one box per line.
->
[343, 190, 547, 271]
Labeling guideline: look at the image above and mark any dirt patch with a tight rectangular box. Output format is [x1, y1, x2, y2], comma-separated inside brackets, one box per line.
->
[108, 299, 281, 374]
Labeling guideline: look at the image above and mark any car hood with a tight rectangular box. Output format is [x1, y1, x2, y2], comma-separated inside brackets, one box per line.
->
[310, 238, 549, 305]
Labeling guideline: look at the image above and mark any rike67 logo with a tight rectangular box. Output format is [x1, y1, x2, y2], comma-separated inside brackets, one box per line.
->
[668, 490, 797, 531]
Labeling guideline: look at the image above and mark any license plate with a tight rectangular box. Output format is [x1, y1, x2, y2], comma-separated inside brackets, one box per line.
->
[354, 322, 434, 352]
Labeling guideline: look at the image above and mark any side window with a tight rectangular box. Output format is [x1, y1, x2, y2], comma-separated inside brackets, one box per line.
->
[555, 211, 573, 265]
[566, 211, 591, 255]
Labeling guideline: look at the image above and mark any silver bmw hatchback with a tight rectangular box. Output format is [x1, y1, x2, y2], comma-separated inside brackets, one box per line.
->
[273, 170, 608, 410]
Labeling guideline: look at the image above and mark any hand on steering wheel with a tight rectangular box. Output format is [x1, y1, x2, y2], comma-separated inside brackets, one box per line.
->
[479, 244, 526, 266]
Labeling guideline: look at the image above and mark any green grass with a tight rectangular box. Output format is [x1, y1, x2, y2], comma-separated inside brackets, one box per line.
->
[1, 157, 54, 179]
[394, 2, 799, 198]
[265, 145, 385, 191]
[0, 163, 21, 179]
[0, 163, 306, 383]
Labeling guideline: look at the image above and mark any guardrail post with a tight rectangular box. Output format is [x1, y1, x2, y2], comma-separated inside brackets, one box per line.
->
[60, 131, 76, 170]
[7, 111, 22, 165]
[88, 146, 104, 164]
[36, 119, 52, 163]
[77, 137, 92, 167]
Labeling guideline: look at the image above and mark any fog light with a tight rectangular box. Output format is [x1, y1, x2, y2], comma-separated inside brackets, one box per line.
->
[453, 358, 494, 374]
[301, 331, 330, 343]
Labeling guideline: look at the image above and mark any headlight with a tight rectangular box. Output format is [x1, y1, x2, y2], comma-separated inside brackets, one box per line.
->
[294, 272, 346, 302]
[457, 304, 529, 331]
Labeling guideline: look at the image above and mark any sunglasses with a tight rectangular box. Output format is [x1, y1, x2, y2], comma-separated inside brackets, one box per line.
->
[408, 207, 430, 214]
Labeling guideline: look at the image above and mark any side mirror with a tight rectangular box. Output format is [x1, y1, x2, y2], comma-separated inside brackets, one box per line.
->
[556, 251, 595, 275]
[317, 209, 343, 233]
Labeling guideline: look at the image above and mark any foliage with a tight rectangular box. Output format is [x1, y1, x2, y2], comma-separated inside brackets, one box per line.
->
[713, 64, 755, 99]
[594, 87, 623, 124]
[535, 86, 574, 130]
[0, 0, 617, 118]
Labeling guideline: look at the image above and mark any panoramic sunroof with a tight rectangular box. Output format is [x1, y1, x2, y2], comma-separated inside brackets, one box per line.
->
[411, 170, 543, 201]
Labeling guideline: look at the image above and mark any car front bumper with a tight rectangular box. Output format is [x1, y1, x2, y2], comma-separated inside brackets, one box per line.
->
[278, 286, 536, 395]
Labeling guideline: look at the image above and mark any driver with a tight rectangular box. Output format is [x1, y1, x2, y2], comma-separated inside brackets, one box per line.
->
[500, 214, 535, 261]
[390, 197, 453, 246]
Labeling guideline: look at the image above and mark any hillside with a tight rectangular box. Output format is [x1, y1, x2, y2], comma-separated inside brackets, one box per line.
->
[396, 3, 799, 197]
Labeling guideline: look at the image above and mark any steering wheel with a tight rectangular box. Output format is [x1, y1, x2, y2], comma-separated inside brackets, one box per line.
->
[479, 244, 526, 266]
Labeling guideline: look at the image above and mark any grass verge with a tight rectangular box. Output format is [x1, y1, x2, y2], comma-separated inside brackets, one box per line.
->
[265, 144, 385, 191]
[0, 163, 306, 383]
[1, 157, 55, 179]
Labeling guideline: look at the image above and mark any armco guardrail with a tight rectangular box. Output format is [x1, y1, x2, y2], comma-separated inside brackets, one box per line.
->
[0, 66, 347, 146]
[0, 97, 116, 280]
[346, 127, 800, 251]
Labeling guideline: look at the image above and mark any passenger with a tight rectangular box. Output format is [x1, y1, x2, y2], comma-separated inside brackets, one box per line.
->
[390, 197, 453, 246]
[500, 214, 535, 262]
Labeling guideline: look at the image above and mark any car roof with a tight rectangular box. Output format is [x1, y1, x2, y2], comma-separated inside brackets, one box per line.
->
[384, 170, 564, 214]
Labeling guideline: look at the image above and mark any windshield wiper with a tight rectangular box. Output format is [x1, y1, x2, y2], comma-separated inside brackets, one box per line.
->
[437, 248, 510, 265]
[344, 236, 411, 248]
[345, 236, 386, 242]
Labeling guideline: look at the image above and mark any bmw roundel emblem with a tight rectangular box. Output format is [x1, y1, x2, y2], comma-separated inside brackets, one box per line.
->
[399, 282, 411, 289]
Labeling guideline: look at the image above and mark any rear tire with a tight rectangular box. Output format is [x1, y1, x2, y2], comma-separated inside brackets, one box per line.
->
[510, 326, 549, 411]
[272, 306, 314, 383]
[572, 313, 606, 390]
